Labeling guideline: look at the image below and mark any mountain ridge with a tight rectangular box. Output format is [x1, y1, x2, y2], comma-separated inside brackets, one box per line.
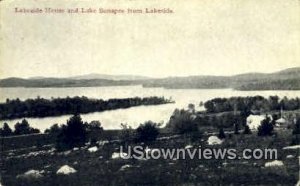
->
[1, 67, 299, 90]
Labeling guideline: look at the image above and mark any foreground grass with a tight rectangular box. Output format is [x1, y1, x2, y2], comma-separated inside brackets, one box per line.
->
[1, 130, 299, 186]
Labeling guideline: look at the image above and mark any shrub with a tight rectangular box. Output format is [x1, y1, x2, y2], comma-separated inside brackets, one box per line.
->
[86, 120, 103, 145]
[120, 123, 135, 144]
[218, 128, 226, 139]
[0, 123, 13, 137]
[167, 109, 198, 134]
[44, 124, 61, 136]
[234, 123, 239, 134]
[291, 118, 300, 145]
[243, 125, 252, 134]
[135, 121, 160, 143]
[257, 116, 273, 136]
[56, 114, 87, 150]
[14, 119, 40, 135]
[292, 118, 300, 135]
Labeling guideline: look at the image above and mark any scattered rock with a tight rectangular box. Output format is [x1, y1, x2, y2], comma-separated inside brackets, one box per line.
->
[56, 165, 77, 175]
[17, 169, 44, 179]
[119, 164, 131, 171]
[296, 179, 300, 186]
[222, 162, 229, 166]
[265, 160, 284, 167]
[88, 146, 98, 153]
[207, 136, 223, 145]
[63, 150, 71, 156]
[283, 145, 300, 150]
[185, 145, 193, 149]
[111, 152, 129, 159]
[97, 140, 109, 146]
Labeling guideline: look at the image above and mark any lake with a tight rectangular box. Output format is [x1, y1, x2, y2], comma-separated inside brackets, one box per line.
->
[1, 86, 299, 131]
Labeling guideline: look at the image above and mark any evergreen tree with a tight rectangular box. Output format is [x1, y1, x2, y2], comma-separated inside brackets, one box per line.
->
[257, 116, 273, 136]
[135, 121, 160, 143]
[56, 114, 87, 150]
[0, 123, 13, 136]
[218, 128, 226, 139]
[243, 125, 252, 134]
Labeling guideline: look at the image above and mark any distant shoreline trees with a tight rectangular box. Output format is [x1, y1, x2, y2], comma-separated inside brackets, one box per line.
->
[0, 96, 173, 120]
[203, 96, 300, 113]
[0, 119, 40, 137]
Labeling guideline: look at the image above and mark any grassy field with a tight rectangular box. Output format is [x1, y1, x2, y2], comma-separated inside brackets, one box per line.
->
[1, 128, 299, 186]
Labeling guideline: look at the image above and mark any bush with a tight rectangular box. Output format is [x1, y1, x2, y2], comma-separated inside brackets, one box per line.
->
[218, 128, 226, 139]
[167, 109, 198, 134]
[85, 120, 103, 145]
[257, 116, 273, 136]
[135, 121, 160, 143]
[44, 124, 61, 136]
[291, 118, 300, 145]
[292, 118, 300, 135]
[234, 123, 239, 134]
[243, 125, 252, 134]
[14, 119, 40, 135]
[0, 123, 13, 137]
[56, 114, 87, 150]
[120, 123, 135, 144]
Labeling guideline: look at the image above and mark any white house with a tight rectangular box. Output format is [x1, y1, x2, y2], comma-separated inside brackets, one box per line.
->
[246, 114, 273, 130]
[275, 118, 286, 125]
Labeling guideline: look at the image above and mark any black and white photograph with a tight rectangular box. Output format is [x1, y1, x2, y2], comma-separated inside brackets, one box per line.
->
[0, 0, 299, 185]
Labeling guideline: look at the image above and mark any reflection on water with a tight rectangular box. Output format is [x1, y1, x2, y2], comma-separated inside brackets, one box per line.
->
[1, 86, 299, 131]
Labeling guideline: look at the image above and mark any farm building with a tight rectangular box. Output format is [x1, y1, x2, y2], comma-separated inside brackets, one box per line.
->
[246, 114, 273, 130]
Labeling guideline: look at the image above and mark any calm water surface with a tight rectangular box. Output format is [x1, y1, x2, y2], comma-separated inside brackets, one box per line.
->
[1, 86, 299, 131]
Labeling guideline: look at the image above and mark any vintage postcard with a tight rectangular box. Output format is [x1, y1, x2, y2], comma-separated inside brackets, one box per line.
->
[0, 0, 299, 185]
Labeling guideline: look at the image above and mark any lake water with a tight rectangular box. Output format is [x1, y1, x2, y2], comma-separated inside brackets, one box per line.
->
[1, 86, 299, 131]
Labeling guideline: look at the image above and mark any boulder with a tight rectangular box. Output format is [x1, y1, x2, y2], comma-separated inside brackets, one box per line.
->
[56, 165, 77, 175]
[88, 146, 98, 153]
[17, 169, 43, 179]
[119, 164, 131, 171]
[264, 160, 284, 167]
[111, 152, 129, 159]
[207, 136, 223, 145]
[185, 145, 193, 149]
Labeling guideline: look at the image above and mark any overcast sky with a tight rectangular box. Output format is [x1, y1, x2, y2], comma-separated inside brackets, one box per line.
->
[0, 0, 299, 79]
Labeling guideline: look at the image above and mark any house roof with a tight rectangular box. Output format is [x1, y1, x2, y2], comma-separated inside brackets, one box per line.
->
[276, 118, 286, 123]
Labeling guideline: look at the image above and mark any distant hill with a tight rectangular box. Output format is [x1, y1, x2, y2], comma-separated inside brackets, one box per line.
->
[142, 67, 300, 90]
[69, 73, 151, 81]
[0, 78, 139, 88]
[0, 67, 299, 90]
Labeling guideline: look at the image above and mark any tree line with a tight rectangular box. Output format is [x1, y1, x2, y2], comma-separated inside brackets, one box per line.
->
[0, 96, 172, 120]
[204, 96, 300, 113]
[0, 119, 40, 136]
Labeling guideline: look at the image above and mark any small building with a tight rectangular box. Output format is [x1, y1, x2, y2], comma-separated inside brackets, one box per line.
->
[246, 114, 273, 131]
[275, 118, 286, 125]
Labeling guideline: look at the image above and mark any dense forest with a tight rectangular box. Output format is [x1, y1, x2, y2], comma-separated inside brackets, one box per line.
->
[236, 79, 300, 90]
[203, 96, 300, 113]
[0, 96, 173, 120]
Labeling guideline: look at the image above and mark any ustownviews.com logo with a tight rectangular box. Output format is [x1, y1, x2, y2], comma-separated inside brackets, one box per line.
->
[118, 146, 278, 160]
